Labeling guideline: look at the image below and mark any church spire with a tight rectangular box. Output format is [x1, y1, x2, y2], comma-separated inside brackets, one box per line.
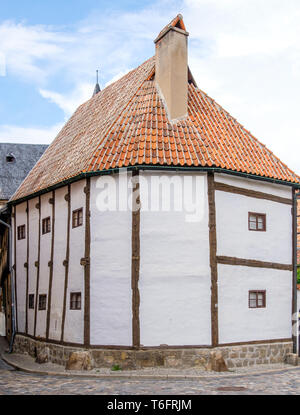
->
[93, 69, 101, 96]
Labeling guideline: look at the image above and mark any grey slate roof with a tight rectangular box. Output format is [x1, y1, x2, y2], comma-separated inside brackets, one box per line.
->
[0, 143, 48, 200]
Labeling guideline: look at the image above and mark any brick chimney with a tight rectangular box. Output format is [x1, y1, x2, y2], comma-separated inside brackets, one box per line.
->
[154, 15, 189, 121]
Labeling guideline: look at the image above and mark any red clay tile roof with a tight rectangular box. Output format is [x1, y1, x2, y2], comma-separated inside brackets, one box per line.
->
[11, 56, 300, 201]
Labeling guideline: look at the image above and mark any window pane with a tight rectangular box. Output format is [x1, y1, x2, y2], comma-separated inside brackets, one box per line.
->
[257, 217, 264, 229]
[257, 293, 264, 306]
[249, 299, 257, 308]
[70, 293, 81, 309]
[29, 294, 34, 309]
[249, 292, 256, 300]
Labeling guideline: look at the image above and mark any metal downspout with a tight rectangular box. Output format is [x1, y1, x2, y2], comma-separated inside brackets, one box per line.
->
[0, 218, 15, 353]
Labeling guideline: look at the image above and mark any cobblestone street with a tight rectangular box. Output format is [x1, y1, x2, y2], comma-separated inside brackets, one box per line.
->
[1, 357, 300, 395]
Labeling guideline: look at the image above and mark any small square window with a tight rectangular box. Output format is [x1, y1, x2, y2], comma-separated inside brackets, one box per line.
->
[6, 154, 15, 163]
[28, 294, 34, 309]
[72, 208, 83, 228]
[70, 292, 81, 310]
[38, 294, 47, 310]
[42, 217, 51, 234]
[248, 212, 266, 232]
[17, 225, 26, 240]
[249, 291, 266, 308]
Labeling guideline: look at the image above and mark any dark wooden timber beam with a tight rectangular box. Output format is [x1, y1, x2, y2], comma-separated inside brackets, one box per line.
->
[207, 172, 219, 347]
[217, 256, 293, 271]
[83, 178, 91, 347]
[214, 181, 292, 205]
[131, 170, 141, 349]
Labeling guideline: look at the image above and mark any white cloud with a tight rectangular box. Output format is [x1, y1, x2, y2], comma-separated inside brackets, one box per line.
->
[0, 7, 170, 85]
[181, 0, 300, 174]
[0, 21, 72, 83]
[0, 123, 63, 144]
[39, 82, 94, 118]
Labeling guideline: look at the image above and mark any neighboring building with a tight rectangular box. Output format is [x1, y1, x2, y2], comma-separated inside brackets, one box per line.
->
[0, 143, 48, 206]
[6, 15, 300, 368]
[0, 143, 47, 340]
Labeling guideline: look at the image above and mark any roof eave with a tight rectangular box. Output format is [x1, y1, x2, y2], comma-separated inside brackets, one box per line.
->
[9, 165, 300, 205]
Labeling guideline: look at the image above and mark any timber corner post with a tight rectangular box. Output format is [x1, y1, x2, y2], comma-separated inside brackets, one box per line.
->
[84, 178, 91, 347]
[132, 169, 141, 349]
[207, 172, 219, 348]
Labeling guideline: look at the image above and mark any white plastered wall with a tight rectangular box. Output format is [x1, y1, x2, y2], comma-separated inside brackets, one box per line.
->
[139, 171, 211, 346]
[90, 173, 132, 346]
[218, 264, 292, 343]
[215, 173, 293, 343]
[215, 177, 292, 264]
[214, 173, 292, 198]
[27, 197, 39, 336]
[63, 180, 85, 344]
[15, 202, 27, 333]
[48, 186, 68, 340]
[35, 193, 52, 338]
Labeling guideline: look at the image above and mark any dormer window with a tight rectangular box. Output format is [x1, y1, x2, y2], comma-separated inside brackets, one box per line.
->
[6, 153, 15, 163]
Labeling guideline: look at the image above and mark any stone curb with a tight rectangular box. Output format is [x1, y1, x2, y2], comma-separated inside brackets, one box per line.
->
[1, 351, 300, 381]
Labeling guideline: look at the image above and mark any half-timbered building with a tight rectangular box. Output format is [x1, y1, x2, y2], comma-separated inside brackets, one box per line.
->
[7, 15, 300, 369]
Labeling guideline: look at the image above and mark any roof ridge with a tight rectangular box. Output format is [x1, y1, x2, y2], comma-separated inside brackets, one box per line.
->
[87, 74, 153, 172]
[91, 56, 155, 101]
[71, 56, 156, 120]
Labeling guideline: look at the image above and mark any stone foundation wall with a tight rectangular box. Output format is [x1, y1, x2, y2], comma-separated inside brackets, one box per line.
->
[13, 335, 293, 370]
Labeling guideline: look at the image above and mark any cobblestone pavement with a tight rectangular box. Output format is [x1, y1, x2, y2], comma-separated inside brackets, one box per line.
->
[0, 357, 14, 371]
[1, 358, 300, 395]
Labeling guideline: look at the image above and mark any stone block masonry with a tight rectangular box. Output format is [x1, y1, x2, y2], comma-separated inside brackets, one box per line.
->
[13, 335, 293, 370]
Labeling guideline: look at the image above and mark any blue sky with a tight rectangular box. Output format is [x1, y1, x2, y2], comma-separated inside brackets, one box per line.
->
[1, 0, 153, 25]
[1, 0, 300, 174]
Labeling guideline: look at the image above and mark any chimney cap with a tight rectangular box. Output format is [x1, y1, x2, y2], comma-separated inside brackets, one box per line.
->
[154, 14, 189, 44]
